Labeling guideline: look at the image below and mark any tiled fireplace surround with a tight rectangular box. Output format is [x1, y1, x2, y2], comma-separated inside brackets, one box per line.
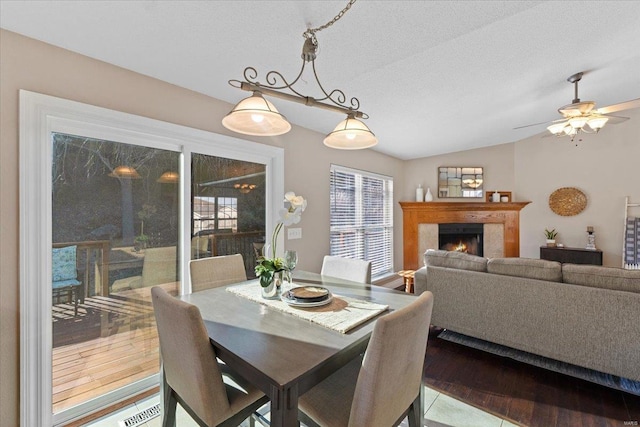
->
[400, 201, 531, 270]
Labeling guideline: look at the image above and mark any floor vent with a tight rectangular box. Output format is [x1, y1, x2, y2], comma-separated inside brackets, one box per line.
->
[118, 403, 161, 427]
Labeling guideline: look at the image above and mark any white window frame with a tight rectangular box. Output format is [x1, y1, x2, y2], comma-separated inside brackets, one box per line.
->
[329, 164, 394, 279]
[19, 90, 284, 426]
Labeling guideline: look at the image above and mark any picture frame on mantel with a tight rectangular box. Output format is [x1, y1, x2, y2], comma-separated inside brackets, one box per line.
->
[486, 191, 512, 203]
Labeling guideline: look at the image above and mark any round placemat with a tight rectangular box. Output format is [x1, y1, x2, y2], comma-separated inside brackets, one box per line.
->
[548, 187, 587, 216]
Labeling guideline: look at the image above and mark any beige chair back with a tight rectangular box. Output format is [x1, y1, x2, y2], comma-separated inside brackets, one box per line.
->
[190, 253, 247, 293]
[191, 236, 210, 258]
[151, 286, 232, 426]
[141, 246, 178, 287]
[349, 291, 434, 426]
[321, 255, 372, 284]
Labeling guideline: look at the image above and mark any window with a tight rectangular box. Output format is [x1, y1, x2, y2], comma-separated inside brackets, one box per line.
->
[193, 196, 239, 233]
[329, 165, 393, 278]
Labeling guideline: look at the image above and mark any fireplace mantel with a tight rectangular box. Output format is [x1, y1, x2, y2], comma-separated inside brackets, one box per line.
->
[400, 201, 531, 270]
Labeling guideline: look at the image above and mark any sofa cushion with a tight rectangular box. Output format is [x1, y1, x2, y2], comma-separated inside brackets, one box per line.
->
[487, 257, 562, 282]
[424, 249, 487, 272]
[562, 264, 640, 293]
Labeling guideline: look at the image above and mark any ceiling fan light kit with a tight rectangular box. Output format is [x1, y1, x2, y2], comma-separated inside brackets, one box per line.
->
[545, 72, 619, 141]
[221, 0, 377, 149]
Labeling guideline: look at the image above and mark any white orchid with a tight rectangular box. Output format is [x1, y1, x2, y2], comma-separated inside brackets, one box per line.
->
[265, 192, 307, 259]
[284, 192, 307, 212]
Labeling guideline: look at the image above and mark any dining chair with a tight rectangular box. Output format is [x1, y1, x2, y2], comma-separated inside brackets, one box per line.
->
[151, 286, 268, 427]
[298, 291, 434, 427]
[320, 255, 372, 284]
[52, 245, 83, 316]
[189, 254, 247, 293]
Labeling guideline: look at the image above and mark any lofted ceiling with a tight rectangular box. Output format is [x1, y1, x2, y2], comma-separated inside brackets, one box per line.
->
[1, 1, 639, 160]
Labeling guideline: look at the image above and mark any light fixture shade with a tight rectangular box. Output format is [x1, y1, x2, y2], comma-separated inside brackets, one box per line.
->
[108, 165, 141, 179]
[587, 115, 609, 131]
[323, 115, 378, 149]
[547, 122, 567, 135]
[157, 171, 179, 183]
[222, 92, 291, 136]
[568, 116, 589, 129]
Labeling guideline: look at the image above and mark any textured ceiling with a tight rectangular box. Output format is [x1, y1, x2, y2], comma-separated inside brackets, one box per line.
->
[2, 1, 639, 160]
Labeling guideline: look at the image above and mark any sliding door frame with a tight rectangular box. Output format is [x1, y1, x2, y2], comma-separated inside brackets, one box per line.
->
[19, 90, 284, 426]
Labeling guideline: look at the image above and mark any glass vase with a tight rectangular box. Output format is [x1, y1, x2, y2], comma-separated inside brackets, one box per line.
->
[261, 274, 280, 299]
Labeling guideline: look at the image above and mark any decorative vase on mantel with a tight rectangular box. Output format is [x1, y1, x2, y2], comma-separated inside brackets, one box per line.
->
[424, 187, 433, 202]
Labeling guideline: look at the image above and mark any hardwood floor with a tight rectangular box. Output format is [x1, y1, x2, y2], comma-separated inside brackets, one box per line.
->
[423, 328, 640, 427]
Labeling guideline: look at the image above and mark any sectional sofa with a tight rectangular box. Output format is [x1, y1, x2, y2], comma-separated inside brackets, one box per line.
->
[414, 249, 640, 382]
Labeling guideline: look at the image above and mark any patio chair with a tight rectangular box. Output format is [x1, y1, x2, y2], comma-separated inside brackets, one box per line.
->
[52, 245, 84, 316]
[151, 286, 268, 427]
[321, 255, 372, 284]
[190, 254, 247, 293]
[298, 291, 434, 427]
[112, 246, 177, 292]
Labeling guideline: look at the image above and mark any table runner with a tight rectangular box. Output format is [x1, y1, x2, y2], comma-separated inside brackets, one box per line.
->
[227, 282, 389, 333]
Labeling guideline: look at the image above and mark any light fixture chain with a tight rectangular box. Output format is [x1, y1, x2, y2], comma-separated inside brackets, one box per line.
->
[303, 0, 357, 42]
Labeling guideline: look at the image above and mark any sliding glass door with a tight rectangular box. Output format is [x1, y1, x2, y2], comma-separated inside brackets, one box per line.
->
[51, 133, 180, 414]
[190, 154, 266, 277]
[20, 90, 284, 426]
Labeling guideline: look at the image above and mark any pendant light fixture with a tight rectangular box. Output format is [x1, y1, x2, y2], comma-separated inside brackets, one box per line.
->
[222, 0, 377, 149]
[324, 113, 377, 149]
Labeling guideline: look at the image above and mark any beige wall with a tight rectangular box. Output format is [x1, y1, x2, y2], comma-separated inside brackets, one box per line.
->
[0, 30, 404, 424]
[404, 110, 640, 268]
[515, 107, 640, 266]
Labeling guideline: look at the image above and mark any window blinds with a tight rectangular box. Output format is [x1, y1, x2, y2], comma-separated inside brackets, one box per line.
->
[329, 165, 393, 278]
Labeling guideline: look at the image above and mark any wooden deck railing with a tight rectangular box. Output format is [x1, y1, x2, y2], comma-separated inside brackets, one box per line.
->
[54, 240, 110, 296]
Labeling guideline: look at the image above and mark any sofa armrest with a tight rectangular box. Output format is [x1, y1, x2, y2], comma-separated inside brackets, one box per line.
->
[414, 267, 427, 295]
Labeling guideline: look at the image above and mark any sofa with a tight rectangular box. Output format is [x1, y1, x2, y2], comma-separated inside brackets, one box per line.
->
[414, 249, 640, 382]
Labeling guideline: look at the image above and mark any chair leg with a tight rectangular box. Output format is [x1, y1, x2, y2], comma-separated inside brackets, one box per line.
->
[407, 393, 422, 427]
[162, 377, 177, 427]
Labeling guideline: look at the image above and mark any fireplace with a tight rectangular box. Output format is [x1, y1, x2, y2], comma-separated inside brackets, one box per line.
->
[439, 223, 484, 256]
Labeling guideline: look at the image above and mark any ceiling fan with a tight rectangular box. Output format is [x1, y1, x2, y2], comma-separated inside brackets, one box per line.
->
[515, 72, 640, 140]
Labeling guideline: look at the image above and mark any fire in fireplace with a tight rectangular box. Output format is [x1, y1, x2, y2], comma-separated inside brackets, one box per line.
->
[438, 223, 484, 256]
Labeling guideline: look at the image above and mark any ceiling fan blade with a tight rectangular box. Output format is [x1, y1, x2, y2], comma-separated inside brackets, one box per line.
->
[513, 118, 560, 130]
[604, 115, 630, 125]
[597, 98, 640, 115]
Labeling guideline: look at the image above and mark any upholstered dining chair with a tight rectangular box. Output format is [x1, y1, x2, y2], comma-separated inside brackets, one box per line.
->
[298, 291, 434, 427]
[189, 254, 247, 293]
[151, 286, 268, 427]
[320, 255, 372, 284]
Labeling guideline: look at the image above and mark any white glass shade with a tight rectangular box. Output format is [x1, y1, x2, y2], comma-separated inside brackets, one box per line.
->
[222, 92, 291, 136]
[587, 115, 609, 131]
[108, 165, 141, 179]
[568, 116, 589, 129]
[547, 122, 567, 135]
[323, 115, 378, 149]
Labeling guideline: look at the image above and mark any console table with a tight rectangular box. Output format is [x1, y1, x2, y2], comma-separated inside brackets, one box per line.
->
[539, 246, 603, 265]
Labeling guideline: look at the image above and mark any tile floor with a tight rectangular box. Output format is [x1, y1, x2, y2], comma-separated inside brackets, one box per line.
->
[85, 385, 519, 427]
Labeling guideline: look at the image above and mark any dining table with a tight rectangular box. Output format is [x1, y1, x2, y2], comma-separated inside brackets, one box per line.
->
[179, 270, 420, 427]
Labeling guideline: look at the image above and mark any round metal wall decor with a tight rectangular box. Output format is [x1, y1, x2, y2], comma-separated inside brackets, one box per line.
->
[548, 187, 587, 216]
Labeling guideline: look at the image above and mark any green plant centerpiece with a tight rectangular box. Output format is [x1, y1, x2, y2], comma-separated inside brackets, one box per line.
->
[255, 192, 307, 296]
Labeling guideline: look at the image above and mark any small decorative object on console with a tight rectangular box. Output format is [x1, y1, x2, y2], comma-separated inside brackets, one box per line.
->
[545, 228, 558, 247]
[586, 226, 596, 250]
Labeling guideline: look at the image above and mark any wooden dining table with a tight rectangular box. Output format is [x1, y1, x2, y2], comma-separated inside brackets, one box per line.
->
[180, 271, 419, 427]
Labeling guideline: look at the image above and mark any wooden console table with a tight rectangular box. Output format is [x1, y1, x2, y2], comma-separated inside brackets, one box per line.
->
[540, 246, 603, 265]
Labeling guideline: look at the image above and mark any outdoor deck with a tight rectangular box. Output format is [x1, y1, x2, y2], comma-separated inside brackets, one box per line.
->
[52, 284, 175, 413]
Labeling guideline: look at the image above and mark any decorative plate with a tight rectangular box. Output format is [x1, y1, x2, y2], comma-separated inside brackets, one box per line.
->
[548, 187, 587, 216]
[281, 291, 333, 307]
[287, 286, 330, 302]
